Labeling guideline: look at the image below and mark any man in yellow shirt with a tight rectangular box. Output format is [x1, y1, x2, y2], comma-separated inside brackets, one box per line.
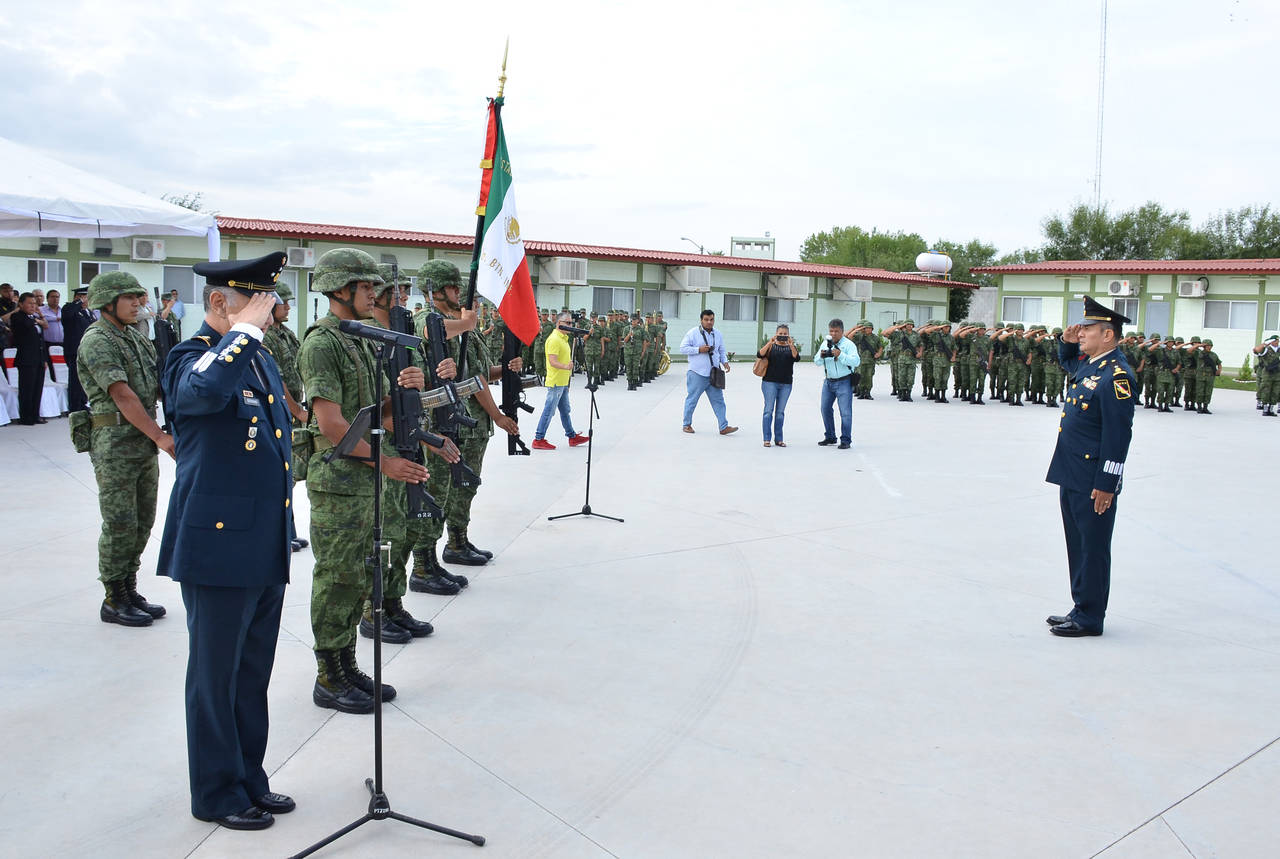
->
[531, 311, 589, 450]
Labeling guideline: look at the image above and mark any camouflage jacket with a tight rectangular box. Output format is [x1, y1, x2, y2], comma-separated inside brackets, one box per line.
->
[298, 313, 378, 496]
[263, 321, 303, 403]
[77, 318, 160, 457]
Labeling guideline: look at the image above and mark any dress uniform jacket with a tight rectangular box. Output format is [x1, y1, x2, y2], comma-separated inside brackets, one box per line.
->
[158, 321, 293, 586]
[157, 319, 293, 820]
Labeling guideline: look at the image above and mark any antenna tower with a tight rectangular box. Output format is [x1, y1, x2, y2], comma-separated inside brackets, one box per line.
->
[1092, 0, 1108, 210]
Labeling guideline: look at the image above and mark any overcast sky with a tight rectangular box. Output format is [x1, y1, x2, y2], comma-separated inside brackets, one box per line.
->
[1, 0, 1275, 261]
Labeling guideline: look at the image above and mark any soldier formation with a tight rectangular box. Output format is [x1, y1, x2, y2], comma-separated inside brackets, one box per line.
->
[844, 319, 1226, 414]
[513, 306, 668, 391]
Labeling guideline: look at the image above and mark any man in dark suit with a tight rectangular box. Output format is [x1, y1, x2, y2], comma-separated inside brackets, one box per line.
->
[62, 285, 96, 411]
[10, 292, 49, 424]
[1045, 296, 1135, 638]
[157, 252, 295, 831]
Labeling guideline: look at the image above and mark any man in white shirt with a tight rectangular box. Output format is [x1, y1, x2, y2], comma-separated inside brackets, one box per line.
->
[678, 308, 736, 435]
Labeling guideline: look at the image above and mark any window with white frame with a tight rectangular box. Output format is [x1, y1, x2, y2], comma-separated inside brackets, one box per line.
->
[1203, 300, 1257, 330]
[592, 286, 635, 315]
[641, 288, 680, 318]
[1112, 298, 1138, 321]
[1001, 296, 1042, 323]
[163, 265, 205, 305]
[80, 261, 120, 284]
[27, 259, 67, 284]
[909, 304, 941, 323]
[763, 297, 796, 323]
[722, 293, 757, 321]
[1265, 300, 1279, 331]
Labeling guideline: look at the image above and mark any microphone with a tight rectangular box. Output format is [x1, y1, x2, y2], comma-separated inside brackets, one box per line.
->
[338, 319, 423, 348]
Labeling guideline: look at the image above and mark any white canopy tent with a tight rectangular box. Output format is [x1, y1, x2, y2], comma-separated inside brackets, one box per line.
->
[0, 136, 219, 260]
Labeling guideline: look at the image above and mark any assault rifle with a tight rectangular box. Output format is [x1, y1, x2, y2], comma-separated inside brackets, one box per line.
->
[387, 280, 446, 520]
[424, 311, 482, 489]
[500, 327, 537, 455]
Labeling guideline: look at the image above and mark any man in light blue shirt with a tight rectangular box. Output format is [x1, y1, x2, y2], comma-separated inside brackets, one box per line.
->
[679, 308, 737, 434]
[163, 289, 186, 339]
[813, 318, 860, 448]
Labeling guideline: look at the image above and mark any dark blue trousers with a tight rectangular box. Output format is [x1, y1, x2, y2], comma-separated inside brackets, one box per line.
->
[1058, 487, 1116, 632]
[181, 582, 285, 818]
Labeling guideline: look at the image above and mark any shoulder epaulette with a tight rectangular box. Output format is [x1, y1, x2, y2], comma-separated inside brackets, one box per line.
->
[194, 335, 212, 346]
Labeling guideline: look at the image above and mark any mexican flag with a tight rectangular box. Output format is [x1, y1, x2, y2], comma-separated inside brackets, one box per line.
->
[474, 97, 538, 344]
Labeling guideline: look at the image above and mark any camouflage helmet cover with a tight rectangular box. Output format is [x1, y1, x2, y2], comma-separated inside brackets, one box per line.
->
[87, 270, 146, 310]
[275, 283, 295, 303]
[313, 248, 383, 294]
[374, 263, 412, 297]
[418, 259, 462, 294]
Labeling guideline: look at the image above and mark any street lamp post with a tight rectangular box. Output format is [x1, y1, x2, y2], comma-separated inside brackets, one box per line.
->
[680, 236, 706, 254]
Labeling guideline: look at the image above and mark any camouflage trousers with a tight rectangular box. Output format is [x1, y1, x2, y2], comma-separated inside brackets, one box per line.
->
[1258, 372, 1280, 405]
[1044, 368, 1064, 402]
[379, 477, 419, 602]
[1195, 370, 1216, 405]
[968, 363, 986, 397]
[416, 435, 488, 549]
[1029, 363, 1045, 397]
[892, 357, 917, 394]
[920, 357, 934, 390]
[90, 452, 158, 590]
[1143, 369, 1159, 402]
[308, 488, 373, 651]
[1155, 370, 1176, 406]
[1183, 372, 1197, 403]
[932, 357, 951, 393]
[1006, 362, 1028, 399]
[625, 349, 642, 385]
[856, 356, 875, 396]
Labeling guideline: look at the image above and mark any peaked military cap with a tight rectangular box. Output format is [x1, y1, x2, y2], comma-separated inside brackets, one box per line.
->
[73, 285, 88, 295]
[1078, 295, 1131, 327]
[194, 251, 287, 296]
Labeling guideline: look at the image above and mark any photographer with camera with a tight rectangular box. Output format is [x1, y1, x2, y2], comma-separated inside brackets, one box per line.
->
[756, 323, 800, 447]
[531, 311, 590, 450]
[814, 318, 860, 449]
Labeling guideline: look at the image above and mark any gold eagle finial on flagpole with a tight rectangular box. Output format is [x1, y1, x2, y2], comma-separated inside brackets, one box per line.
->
[496, 37, 509, 98]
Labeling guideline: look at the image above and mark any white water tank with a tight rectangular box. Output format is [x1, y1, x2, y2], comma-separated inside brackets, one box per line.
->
[915, 250, 953, 276]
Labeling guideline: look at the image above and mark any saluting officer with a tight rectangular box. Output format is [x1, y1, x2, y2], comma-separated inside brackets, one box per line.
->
[77, 272, 173, 626]
[1045, 296, 1135, 638]
[157, 252, 295, 831]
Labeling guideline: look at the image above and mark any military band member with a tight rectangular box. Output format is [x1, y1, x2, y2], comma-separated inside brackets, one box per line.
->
[77, 272, 172, 627]
[157, 252, 295, 830]
[1045, 296, 1135, 638]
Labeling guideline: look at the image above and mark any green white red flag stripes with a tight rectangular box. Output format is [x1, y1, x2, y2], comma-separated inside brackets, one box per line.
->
[474, 97, 538, 345]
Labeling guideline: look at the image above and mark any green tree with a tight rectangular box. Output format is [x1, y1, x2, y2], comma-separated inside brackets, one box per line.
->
[1042, 202, 1195, 260]
[162, 192, 215, 213]
[1197, 205, 1280, 258]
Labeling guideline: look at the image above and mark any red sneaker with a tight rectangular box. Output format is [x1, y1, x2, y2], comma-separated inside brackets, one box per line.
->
[531, 439, 556, 450]
[568, 433, 590, 447]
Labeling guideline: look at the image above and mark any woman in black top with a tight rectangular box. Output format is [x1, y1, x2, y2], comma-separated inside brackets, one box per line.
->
[757, 324, 801, 446]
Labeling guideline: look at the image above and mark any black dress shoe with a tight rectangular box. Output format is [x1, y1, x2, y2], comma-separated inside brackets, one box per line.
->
[466, 541, 493, 560]
[35, 417, 48, 424]
[837, 442, 850, 449]
[254, 792, 295, 814]
[360, 616, 412, 644]
[817, 438, 837, 446]
[442, 544, 489, 567]
[1050, 620, 1102, 637]
[291, 539, 305, 553]
[293, 537, 309, 549]
[408, 573, 461, 596]
[1046, 615, 1072, 626]
[197, 806, 274, 830]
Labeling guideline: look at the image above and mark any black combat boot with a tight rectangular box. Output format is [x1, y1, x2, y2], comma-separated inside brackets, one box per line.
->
[1047, 398, 1058, 407]
[461, 531, 492, 562]
[408, 548, 462, 595]
[126, 573, 166, 619]
[359, 608, 412, 644]
[936, 393, 948, 403]
[339, 644, 397, 703]
[312, 649, 375, 713]
[1265, 405, 1276, 417]
[1013, 396, 1024, 406]
[974, 392, 985, 404]
[384, 599, 433, 637]
[442, 535, 489, 567]
[101, 581, 153, 627]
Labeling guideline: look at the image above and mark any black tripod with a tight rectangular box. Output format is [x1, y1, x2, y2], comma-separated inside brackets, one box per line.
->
[548, 381, 623, 524]
[289, 342, 484, 858]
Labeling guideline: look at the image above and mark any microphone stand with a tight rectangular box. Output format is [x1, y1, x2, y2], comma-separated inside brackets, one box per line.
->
[288, 342, 484, 858]
[548, 369, 622, 524]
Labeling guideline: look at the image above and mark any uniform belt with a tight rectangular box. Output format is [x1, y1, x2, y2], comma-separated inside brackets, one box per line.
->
[91, 410, 155, 428]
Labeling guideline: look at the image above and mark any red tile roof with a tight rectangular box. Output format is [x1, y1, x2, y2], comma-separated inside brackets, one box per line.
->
[971, 259, 1280, 276]
[216, 216, 979, 289]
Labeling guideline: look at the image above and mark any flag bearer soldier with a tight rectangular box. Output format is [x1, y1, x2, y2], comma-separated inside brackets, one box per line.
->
[1045, 297, 1135, 638]
[157, 252, 296, 830]
[78, 272, 172, 627]
[298, 248, 430, 714]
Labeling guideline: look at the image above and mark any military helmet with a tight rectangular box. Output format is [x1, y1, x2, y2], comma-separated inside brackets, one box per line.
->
[1135, 331, 1144, 338]
[374, 263, 412, 297]
[903, 318, 914, 326]
[87, 270, 146, 310]
[1052, 327, 1063, 335]
[1203, 338, 1214, 346]
[313, 248, 383, 294]
[1190, 335, 1201, 344]
[275, 283, 294, 303]
[417, 259, 461, 294]
[1014, 323, 1025, 331]
[1149, 332, 1161, 340]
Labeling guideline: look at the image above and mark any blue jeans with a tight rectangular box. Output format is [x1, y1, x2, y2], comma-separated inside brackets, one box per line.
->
[820, 375, 853, 444]
[534, 384, 576, 439]
[760, 380, 792, 442]
[683, 370, 728, 430]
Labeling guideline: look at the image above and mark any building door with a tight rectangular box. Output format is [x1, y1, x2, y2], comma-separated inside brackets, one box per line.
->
[1143, 301, 1170, 336]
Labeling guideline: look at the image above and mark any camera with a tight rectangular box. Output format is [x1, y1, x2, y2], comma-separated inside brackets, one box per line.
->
[570, 310, 586, 324]
[820, 337, 834, 358]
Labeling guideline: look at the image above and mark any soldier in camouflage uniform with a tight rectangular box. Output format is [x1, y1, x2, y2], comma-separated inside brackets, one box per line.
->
[999, 324, 1030, 406]
[882, 319, 921, 402]
[851, 321, 880, 399]
[298, 248, 430, 714]
[929, 321, 955, 403]
[1025, 326, 1046, 403]
[1195, 338, 1221, 414]
[918, 321, 937, 399]
[409, 260, 521, 590]
[77, 271, 173, 627]
[1042, 327, 1065, 407]
[1253, 334, 1280, 416]
[1180, 337, 1201, 410]
[261, 283, 310, 552]
[623, 312, 644, 389]
[956, 322, 990, 404]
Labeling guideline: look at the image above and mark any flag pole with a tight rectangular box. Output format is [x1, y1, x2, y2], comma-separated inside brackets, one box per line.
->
[458, 39, 508, 379]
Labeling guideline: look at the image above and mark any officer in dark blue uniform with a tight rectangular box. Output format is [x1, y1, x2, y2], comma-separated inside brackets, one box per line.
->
[157, 252, 296, 831]
[61, 284, 96, 411]
[1045, 296, 1135, 637]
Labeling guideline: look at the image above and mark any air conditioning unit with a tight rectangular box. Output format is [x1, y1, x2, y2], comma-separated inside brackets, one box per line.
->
[39, 237, 59, 254]
[93, 238, 113, 257]
[537, 257, 588, 285]
[766, 275, 811, 300]
[666, 265, 711, 293]
[832, 278, 874, 302]
[287, 247, 315, 268]
[1178, 279, 1206, 298]
[131, 238, 166, 261]
[1107, 279, 1135, 297]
